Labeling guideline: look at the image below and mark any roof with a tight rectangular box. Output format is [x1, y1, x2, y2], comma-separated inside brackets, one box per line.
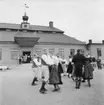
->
[14, 31, 85, 44]
[37, 33, 86, 44]
[87, 43, 104, 45]
[0, 23, 64, 33]
[0, 23, 86, 45]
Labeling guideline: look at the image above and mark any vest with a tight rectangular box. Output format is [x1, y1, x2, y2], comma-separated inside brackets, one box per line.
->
[32, 60, 38, 68]
[41, 58, 48, 66]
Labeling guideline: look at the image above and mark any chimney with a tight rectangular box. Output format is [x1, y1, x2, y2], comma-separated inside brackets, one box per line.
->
[49, 21, 53, 28]
[89, 39, 92, 44]
[102, 40, 104, 44]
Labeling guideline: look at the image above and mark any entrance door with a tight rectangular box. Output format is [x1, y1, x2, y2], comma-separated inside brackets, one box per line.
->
[23, 51, 31, 56]
[22, 51, 31, 63]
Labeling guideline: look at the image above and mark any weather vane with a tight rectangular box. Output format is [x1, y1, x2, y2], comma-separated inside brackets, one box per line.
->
[24, 4, 29, 15]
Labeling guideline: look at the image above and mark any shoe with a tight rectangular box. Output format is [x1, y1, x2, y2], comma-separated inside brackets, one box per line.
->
[75, 86, 80, 89]
[82, 80, 85, 82]
[59, 81, 63, 84]
[52, 88, 58, 92]
[39, 89, 46, 94]
[31, 83, 37, 86]
[43, 88, 47, 91]
[88, 80, 91, 87]
[68, 75, 70, 78]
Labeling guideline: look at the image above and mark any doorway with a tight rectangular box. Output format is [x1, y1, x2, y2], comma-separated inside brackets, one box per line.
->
[22, 51, 31, 63]
[23, 51, 31, 56]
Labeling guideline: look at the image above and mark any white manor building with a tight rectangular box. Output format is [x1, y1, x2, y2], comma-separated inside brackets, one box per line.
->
[0, 13, 104, 64]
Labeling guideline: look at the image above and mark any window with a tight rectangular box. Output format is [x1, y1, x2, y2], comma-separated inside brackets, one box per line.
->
[79, 49, 84, 55]
[70, 49, 75, 56]
[49, 48, 55, 55]
[97, 48, 101, 57]
[0, 49, 2, 60]
[58, 48, 64, 58]
[11, 49, 18, 60]
[38, 31, 43, 34]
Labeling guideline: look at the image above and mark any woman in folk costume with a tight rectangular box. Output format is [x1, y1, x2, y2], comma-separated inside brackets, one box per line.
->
[57, 55, 64, 84]
[67, 56, 73, 78]
[49, 54, 61, 92]
[39, 50, 54, 94]
[60, 57, 68, 76]
[83, 58, 94, 87]
[31, 54, 42, 86]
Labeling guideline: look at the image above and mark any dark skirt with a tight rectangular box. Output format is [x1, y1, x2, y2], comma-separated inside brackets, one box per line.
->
[49, 65, 60, 84]
[58, 63, 63, 74]
[58, 63, 63, 84]
[83, 64, 94, 79]
[67, 62, 73, 74]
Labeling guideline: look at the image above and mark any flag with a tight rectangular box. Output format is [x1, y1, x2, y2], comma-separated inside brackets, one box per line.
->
[25, 4, 29, 8]
[26, 6, 29, 8]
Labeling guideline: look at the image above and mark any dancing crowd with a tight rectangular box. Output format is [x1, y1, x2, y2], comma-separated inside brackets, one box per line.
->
[31, 49, 97, 94]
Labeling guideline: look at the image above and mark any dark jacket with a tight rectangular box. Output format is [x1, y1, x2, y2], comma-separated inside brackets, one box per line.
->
[72, 53, 86, 77]
[72, 53, 86, 67]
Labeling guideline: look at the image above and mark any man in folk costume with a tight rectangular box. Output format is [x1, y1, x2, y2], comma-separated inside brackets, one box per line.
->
[72, 49, 86, 89]
[31, 54, 42, 86]
[39, 50, 54, 94]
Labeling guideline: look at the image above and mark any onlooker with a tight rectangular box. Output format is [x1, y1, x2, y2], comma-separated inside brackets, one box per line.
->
[96, 57, 102, 69]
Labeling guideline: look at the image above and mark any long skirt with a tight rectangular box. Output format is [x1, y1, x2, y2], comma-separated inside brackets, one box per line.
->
[58, 63, 63, 84]
[49, 65, 60, 84]
[83, 65, 94, 80]
[67, 63, 73, 74]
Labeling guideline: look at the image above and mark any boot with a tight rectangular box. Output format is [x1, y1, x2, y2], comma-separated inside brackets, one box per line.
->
[88, 79, 91, 87]
[77, 79, 81, 89]
[56, 85, 60, 91]
[52, 84, 58, 92]
[75, 79, 79, 89]
[43, 87, 47, 91]
[39, 81, 46, 94]
[31, 77, 37, 86]
[68, 74, 70, 78]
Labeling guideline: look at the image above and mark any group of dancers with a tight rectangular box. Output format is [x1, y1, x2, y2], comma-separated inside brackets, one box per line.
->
[31, 49, 64, 94]
[67, 49, 94, 89]
[31, 49, 94, 94]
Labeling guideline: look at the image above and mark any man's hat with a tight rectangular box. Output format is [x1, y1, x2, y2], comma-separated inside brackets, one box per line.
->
[34, 53, 38, 57]
[77, 49, 80, 53]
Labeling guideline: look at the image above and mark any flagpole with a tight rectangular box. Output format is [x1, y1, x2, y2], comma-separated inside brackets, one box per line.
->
[24, 4, 26, 15]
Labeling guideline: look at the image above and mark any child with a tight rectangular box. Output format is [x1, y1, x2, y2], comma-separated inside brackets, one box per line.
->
[83, 58, 94, 87]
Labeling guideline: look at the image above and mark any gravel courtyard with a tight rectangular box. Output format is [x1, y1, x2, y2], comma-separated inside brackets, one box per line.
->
[0, 64, 104, 105]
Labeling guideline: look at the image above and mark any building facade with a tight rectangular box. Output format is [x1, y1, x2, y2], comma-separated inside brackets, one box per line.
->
[0, 14, 104, 64]
[87, 40, 104, 60]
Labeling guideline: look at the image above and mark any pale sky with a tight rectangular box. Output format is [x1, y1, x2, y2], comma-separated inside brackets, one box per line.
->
[0, 0, 104, 43]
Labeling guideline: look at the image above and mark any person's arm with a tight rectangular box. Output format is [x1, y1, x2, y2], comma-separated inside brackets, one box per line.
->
[72, 56, 75, 64]
[41, 55, 51, 65]
[33, 59, 41, 66]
